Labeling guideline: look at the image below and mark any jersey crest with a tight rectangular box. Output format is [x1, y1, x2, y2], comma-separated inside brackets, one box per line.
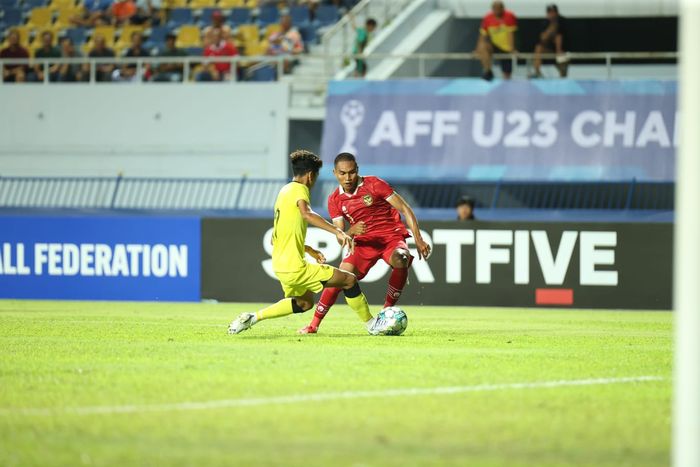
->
[362, 194, 373, 206]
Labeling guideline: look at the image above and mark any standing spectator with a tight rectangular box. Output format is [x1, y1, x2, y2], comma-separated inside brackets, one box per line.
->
[531, 4, 568, 78]
[196, 28, 238, 81]
[113, 31, 150, 81]
[151, 32, 187, 82]
[474, 1, 517, 81]
[266, 14, 304, 73]
[111, 0, 137, 26]
[456, 196, 476, 221]
[202, 11, 232, 47]
[352, 17, 376, 77]
[0, 29, 30, 83]
[57, 37, 88, 82]
[32, 31, 61, 82]
[88, 34, 116, 82]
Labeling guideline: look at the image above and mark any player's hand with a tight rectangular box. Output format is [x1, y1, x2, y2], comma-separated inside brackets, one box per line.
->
[336, 230, 355, 255]
[306, 247, 326, 264]
[415, 236, 431, 260]
[347, 221, 367, 237]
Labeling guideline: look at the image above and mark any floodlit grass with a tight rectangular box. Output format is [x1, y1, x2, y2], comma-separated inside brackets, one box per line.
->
[0, 300, 671, 466]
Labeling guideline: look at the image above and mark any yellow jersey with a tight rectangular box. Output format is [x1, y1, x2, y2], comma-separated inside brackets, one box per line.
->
[272, 181, 310, 273]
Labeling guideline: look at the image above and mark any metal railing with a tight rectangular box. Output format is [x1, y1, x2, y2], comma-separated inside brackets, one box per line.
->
[0, 175, 675, 211]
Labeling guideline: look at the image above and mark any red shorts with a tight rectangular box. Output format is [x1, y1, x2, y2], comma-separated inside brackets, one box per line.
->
[342, 236, 412, 280]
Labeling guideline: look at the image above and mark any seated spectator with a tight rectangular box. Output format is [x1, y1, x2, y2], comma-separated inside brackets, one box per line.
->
[71, 1, 109, 27]
[113, 31, 150, 81]
[132, 0, 160, 26]
[352, 17, 376, 77]
[0, 30, 30, 83]
[88, 34, 116, 82]
[111, 0, 138, 26]
[474, 1, 517, 81]
[202, 10, 232, 48]
[31, 30, 61, 82]
[196, 28, 238, 81]
[57, 37, 88, 82]
[456, 196, 476, 221]
[267, 14, 304, 73]
[531, 4, 568, 78]
[151, 32, 186, 82]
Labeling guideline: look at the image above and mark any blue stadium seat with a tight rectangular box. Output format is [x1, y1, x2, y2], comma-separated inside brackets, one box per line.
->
[228, 7, 250, 26]
[257, 5, 278, 26]
[249, 64, 276, 81]
[299, 24, 317, 46]
[63, 27, 86, 44]
[147, 26, 169, 44]
[315, 5, 338, 27]
[289, 5, 309, 26]
[167, 8, 193, 28]
[1, 7, 23, 26]
[198, 7, 219, 26]
[185, 46, 202, 55]
[0, 0, 19, 8]
[83, 0, 111, 11]
[21, 0, 47, 10]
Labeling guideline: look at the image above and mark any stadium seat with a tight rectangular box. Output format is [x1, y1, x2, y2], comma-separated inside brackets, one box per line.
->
[1, 7, 24, 27]
[256, 5, 278, 26]
[53, 6, 81, 29]
[189, 0, 216, 8]
[167, 8, 193, 28]
[228, 7, 250, 25]
[263, 23, 281, 39]
[298, 24, 316, 46]
[90, 24, 116, 45]
[62, 26, 86, 45]
[161, 0, 187, 8]
[49, 0, 75, 10]
[236, 23, 258, 44]
[175, 24, 201, 47]
[314, 5, 338, 27]
[115, 24, 145, 49]
[198, 7, 219, 26]
[26, 7, 53, 30]
[289, 5, 309, 27]
[243, 39, 265, 56]
[22, 0, 48, 11]
[248, 63, 275, 81]
[184, 46, 201, 55]
[216, 0, 245, 7]
[0, 0, 20, 8]
[146, 25, 169, 45]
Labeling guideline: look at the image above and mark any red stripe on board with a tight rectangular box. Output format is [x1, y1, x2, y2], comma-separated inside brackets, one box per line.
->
[535, 288, 574, 306]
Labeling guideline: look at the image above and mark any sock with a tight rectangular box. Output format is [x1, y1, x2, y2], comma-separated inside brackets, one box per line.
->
[255, 298, 294, 322]
[384, 267, 409, 308]
[344, 283, 373, 323]
[310, 287, 342, 328]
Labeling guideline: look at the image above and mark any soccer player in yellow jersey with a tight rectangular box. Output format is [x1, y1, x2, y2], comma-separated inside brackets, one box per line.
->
[228, 150, 385, 335]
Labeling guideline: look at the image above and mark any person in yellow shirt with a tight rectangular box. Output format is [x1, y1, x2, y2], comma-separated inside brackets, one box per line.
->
[229, 149, 385, 335]
[474, 1, 518, 80]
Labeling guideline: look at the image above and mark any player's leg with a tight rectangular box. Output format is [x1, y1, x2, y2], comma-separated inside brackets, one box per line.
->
[382, 241, 414, 308]
[228, 290, 314, 334]
[323, 267, 377, 329]
[301, 262, 366, 333]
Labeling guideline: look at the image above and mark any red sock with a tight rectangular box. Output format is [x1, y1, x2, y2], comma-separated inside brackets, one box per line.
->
[310, 287, 342, 328]
[384, 267, 409, 308]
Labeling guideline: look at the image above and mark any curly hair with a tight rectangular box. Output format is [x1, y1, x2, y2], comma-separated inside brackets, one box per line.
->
[290, 149, 323, 176]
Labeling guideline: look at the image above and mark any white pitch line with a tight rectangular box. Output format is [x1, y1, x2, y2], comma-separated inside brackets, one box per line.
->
[1, 376, 665, 417]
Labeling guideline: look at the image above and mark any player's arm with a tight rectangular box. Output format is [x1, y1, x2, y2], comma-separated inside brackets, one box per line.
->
[387, 193, 431, 260]
[298, 199, 354, 253]
[304, 245, 326, 264]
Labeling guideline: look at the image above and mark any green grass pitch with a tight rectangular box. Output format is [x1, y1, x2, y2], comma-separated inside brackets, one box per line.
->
[0, 300, 671, 466]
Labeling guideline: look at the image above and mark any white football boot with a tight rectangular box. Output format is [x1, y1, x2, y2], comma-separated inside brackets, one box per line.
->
[366, 316, 389, 336]
[228, 313, 256, 335]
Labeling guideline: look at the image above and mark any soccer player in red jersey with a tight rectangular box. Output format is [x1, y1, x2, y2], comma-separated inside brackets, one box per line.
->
[298, 152, 431, 334]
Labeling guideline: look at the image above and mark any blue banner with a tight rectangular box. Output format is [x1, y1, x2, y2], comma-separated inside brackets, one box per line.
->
[321, 80, 677, 181]
[0, 216, 200, 301]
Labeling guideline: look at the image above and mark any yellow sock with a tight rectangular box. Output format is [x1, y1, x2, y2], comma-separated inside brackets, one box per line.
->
[345, 292, 373, 323]
[255, 298, 294, 322]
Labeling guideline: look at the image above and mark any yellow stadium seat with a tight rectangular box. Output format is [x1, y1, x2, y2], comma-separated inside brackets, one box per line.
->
[175, 24, 202, 47]
[115, 24, 145, 48]
[217, 0, 245, 8]
[49, 0, 76, 10]
[236, 24, 259, 43]
[264, 23, 281, 39]
[189, 0, 216, 8]
[244, 40, 266, 56]
[245, 0, 257, 7]
[53, 6, 82, 29]
[162, 0, 188, 8]
[91, 25, 117, 46]
[26, 7, 54, 29]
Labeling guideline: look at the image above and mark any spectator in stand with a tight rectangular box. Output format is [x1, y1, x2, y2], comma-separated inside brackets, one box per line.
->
[110, 0, 138, 26]
[113, 31, 150, 81]
[57, 37, 88, 82]
[197, 28, 238, 81]
[71, 0, 109, 27]
[456, 196, 476, 221]
[1, 30, 30, 82]
[133, 0, 160, 26]
[202, 10, 232, 47]
[31, 30, 61, 82]
[151, 32, 187, 82]
[267, 14, 304, 73]
[531, 4, 568, 78]
[88, 34, 116, 82]
[352, 17, 376, 77]
[474, 1, 517, 81]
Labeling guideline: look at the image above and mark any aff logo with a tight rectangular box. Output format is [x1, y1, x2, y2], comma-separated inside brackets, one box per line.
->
[260, 228, 618, 287]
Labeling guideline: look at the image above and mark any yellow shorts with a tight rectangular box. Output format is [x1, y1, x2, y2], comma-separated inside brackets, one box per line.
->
[276, 263, 335, 298]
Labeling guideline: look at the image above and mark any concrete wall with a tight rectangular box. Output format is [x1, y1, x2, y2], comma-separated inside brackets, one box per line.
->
[0, 84, 289, 178]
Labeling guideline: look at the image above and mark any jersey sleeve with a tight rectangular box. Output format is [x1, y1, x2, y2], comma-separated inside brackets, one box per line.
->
[327, 193, 343, 220]
[505, 11, 517, 29]
[372, 178, 395, 199]
[291, 183, 310, 206]
[479, 16, 488, 35]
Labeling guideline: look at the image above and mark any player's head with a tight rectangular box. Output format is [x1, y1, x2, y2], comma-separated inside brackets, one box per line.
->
[333, 153, 360, 193]
[290, 149, 323, 186]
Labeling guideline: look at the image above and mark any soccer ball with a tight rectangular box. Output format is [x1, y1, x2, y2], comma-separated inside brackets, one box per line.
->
[375, 306, 408, 336]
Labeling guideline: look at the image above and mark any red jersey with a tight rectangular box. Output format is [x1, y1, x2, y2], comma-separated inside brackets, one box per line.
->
[204, 40, 238, 73]
[328, 176, 409, 243]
